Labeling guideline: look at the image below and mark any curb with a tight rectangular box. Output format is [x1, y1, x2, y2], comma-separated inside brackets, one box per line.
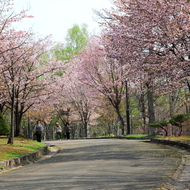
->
[151, 138, 190, 150]
[0, 145, 50, 172]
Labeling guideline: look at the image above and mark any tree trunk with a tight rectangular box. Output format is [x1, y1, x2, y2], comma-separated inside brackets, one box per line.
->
[15, 115, 21, 137]
[140, 91, 147, 133]
[161, 127, 168, 136]
[7, 85, 15, 144]
[0, 103, 6, 113]
[115, 105, 125, 135]
[120, 116, 125, 135]
[146, 83, 156, 136]
[178, 125, 183, 136]
[14, 107, 23, 137]
[125, 80, 130, 134]
[84, 122, 88, 137]
[169, 95, 175, 135]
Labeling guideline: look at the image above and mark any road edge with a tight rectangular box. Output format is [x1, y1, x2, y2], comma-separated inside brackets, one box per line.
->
[0, 144, 60, 174]
[150, 139, 190, 190]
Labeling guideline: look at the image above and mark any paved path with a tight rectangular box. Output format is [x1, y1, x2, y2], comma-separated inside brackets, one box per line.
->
[0, 139, 182, 190]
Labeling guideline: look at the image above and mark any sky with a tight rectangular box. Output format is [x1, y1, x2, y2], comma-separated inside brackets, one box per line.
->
[13, 0, 113, 43]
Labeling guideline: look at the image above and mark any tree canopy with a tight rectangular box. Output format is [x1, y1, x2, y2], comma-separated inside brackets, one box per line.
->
[1, 0, 190, 141]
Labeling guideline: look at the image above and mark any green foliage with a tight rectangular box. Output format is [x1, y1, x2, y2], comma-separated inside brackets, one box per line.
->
[150, 120, 169, 136]
[39, 53, 50, 66]
[97, 126, 105, 135]
[54, 46, 73, 61]
[92, 132, 98, 137]
[54, 24, 89, 61]
[66, 23, 89, 53]
[129, 96, 145, 129]
[169, 113, 190, 127]
[150, 120, 168, 128]
[155, 96, 169, 109]
[0, 112, 9, 136]
[40, 53, 49, 60]
[130, 97, 140, 115]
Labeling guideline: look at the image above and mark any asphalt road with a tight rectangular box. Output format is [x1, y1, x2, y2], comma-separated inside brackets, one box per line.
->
[0, 139, 181, 190]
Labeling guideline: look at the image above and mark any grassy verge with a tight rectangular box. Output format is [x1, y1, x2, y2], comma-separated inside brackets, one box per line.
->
[97, 134, 190, 143]
[160, 136, 190, 143]
[125, 134, 163, 138]
[124, 134, 190, 143]
[0, 137, 45, 162]
[124, 134, 190, 142]
[100, 134, 163, 138]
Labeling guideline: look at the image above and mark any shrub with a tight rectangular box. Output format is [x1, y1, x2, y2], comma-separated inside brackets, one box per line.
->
[0, 112, 9, 136]
[150, 120, 168, 136]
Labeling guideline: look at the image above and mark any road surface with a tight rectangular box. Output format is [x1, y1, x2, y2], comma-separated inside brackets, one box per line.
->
[0, 139, 181, 190]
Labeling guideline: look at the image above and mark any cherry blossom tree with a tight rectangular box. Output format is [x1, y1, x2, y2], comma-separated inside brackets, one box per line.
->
[101, 0, 190, 80]
[0, 0, 33, 143]
[0, 31, 66, 144]
[95, 97, 119, 136]
[45, 24, 94, 138]
[73, 36, 127, 135]
[0, 0, 33, 56]
[63, 65, 98, 137]
[0, 0, 33, 109]
[1, 35, 60, 140]
[96, 0, 190, 135]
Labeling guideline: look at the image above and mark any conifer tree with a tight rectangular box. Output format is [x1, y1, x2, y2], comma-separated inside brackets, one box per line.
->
[0, 112, 9, 136]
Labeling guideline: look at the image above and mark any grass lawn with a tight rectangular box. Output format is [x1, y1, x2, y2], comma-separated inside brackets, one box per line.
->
[0, 137, 46, 162]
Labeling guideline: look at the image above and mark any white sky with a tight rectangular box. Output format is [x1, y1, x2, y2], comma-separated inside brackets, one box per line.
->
[13, 0, 113, 43]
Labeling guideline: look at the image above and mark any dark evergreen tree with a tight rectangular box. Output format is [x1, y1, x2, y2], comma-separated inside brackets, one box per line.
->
[0, 112, 10, 136]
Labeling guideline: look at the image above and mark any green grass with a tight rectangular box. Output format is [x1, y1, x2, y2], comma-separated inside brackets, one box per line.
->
[6, 152, 23, 158]
[0, 137, 45, 162]
[13, 144, 44, 150]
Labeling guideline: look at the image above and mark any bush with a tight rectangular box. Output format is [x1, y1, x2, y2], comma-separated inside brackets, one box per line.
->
[0, 112, 9, 136]
[150, 120, 168, 136]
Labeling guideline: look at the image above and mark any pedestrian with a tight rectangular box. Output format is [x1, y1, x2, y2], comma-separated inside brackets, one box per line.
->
[33, 120, 44, 142]
[54, 122, 62, 140]
[65, 123, 70, 140]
